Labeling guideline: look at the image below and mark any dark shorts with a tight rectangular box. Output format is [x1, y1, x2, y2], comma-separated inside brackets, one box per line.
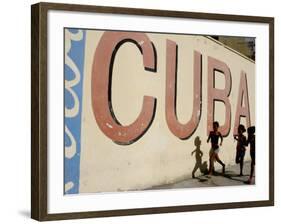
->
[235, 149, 245, 163]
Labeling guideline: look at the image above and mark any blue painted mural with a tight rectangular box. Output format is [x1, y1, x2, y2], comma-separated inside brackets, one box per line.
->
[64, 28, 86, 194]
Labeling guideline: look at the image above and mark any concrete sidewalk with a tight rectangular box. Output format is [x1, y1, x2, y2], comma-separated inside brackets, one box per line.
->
[149, 161, 255, 190]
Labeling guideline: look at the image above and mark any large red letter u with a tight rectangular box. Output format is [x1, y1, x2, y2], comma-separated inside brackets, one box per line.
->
[165, 40, 202, 139]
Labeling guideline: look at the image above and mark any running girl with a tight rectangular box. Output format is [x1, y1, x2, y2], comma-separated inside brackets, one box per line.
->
[207, 121, 225, 175]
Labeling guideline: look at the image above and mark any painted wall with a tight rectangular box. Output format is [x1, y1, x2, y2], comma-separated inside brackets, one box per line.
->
[78, 30, 255, 193]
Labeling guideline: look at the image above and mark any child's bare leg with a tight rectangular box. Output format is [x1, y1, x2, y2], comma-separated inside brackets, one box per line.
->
[249, 161, 255, 181]
[208, 157, 213, 175]
[215, 154, 225, 174]
[239, 159, 244, 176]
[246, 161, 255, 184]
[208, 154, 215, 175]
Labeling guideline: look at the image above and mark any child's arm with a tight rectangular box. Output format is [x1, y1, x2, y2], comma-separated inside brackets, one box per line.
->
[245, 136, 250, 146]
[219, 132, 223, 146]
[243, 136, 248, 146]
[207, 133, 211, 143]
[246, 133, 254, 146]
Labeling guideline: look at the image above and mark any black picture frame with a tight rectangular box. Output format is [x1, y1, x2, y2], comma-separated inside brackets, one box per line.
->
[31, 2, 274, 221]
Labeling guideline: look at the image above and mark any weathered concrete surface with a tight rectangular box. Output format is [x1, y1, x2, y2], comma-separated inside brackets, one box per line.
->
[149, 161, 255, 190]
[80, 32, 255, 193]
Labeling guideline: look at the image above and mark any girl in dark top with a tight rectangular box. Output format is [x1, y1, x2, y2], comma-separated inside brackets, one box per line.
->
[246, 126, 255, 184]
[234, 124, 247, 176]
[207, 121, 225, 175]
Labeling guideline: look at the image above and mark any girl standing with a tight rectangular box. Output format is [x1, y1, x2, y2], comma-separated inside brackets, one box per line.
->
[246, 126, 255, 184]
[234, 124, 247, 176]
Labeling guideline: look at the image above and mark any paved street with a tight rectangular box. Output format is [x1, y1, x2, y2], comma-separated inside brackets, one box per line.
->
[150, 161, 254, 190]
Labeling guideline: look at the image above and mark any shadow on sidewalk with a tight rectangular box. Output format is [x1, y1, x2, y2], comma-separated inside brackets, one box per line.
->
[213, 171, 250, 183]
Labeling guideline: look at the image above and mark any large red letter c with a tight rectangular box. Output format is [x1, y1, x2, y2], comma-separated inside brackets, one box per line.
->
[92, 31, 157, 145]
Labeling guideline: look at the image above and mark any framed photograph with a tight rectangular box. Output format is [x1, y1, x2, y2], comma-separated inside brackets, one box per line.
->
[31, 2, 274, 221]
